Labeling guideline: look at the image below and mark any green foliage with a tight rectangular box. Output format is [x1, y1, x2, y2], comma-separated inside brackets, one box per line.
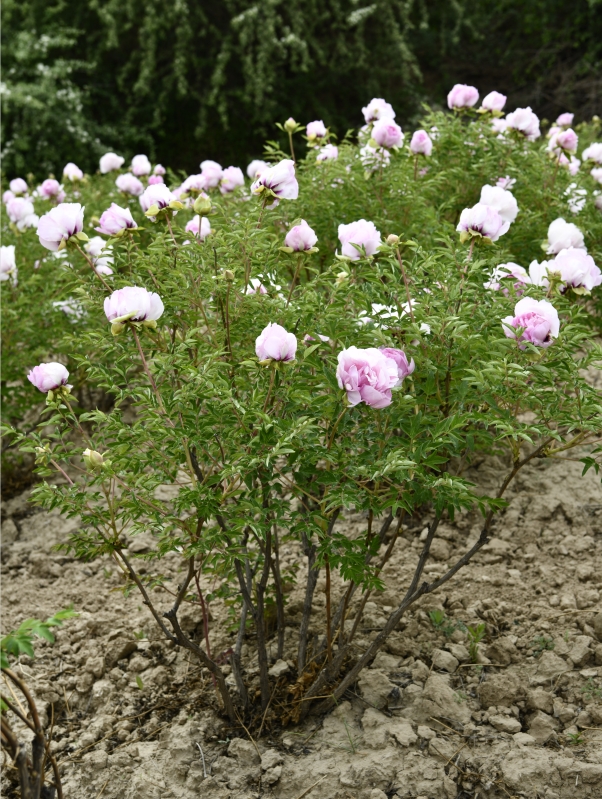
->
[1, 607, 78, 669]
[466, 623, 486, 663]
[2, 0, 601, 177]
[531, 635, 555, 657]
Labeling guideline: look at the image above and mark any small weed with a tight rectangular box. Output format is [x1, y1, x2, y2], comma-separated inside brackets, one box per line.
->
[454, 691, 467, 704]
[531, 636, 555, 657]
[135, 675, 144, 690]
[566, 732, 584, 746]
[103, 568, 112, 579]
[581, 678, 602, 701]
[133, 630, 146, 640]
[466, 623, 486, 663]
[428, 609, 460, 638]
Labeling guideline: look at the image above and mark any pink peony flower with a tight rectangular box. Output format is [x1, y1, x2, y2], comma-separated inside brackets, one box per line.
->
[247, 160, 268, 179]
[116, 173, 144, 196]
[37, 203, 84, 251]
[591, 167, 602, 184]
[104, 286, 164, 324]
[180, 174, 208, 195]
[479, 185, 519, 226]
[379, 347, 415, 386]
[27, 362, 71, 394]
[491, 118, 508, 136]
[7, 197, 38, 230]
[3, 190, 15, 204]
[409, 130, 433, 156]
[505, 107, 540, 141]
[316, 144, 338, 162]
[96, 203, 137, 236]
[251, 159, 299, 203]
[551, 248, 601, 292]
[131, 155, 151, 176]
[63, 162, 83, 181]
[9, 178, 28, 195]
[1, 245, 17, 285]
[85, 236, 114, 275]
[546, 218, 585, 254]
[139, 183, 175, 214]
[556, 113, 574, 126]
[496, 176, 516, 190]
[447, 84, 479, 110]
[338, 219, 381, 260]
[185, 215, 211, 240]
[220, 166, 245, 195]
[154, 164, 166, 175]
[480, 91, 506, 112]
[38, 179, 66, 202]
[284, 220, 318, 252]
[99, 153, 125, 173]
[306, 120, 327, 141]
[372, 118, 404, 149]
[502, 297, 560, 348]
[255, 323, 297, 362]
[456, 203, 506, 242]
[362, 98, 396, 123]
[484, 262, 530, 292]
[200, 160, 223, 188]
[582, 143, 602, 163]
[336, 346, 400, 408]
[555, 128, 578, 153]
[148, 175, 164, 185]
[245, 278, 268, 295]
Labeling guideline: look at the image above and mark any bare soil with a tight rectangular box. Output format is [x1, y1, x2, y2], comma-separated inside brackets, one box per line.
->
[2, 449, 602, 799]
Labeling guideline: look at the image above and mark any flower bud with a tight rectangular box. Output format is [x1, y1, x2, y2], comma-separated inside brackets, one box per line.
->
[193, 195, 212, 215]
[223, 269, 235, 281]
[284, 117, 298, 133]
[386, 234, 400, 245]
[83, 449, 106, 470]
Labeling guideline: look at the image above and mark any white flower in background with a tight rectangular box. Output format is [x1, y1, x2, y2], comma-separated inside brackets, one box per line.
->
[564, 183, 587, 214]
[545, 218, 586, 254]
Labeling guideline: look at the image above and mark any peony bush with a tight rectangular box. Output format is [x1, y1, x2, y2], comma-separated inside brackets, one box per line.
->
[2, 89, 602, 729]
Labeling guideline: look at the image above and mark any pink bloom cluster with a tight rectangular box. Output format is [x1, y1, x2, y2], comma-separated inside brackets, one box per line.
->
[362, 98, 395, 123]
[447, 84, 479, 110]
[27, 362, 71, 394]
[338, 220, 381, 259]
[251, 160, 299, 204]
[410, 130, 433, 156]
[96, 204, 137, 236]
[372, 119, 404, 149]
[457, 184, 518, 242]
[336, 346, 413, 409]
[37, 203, 84, 251]
[255, 323, 297, 362]
[100, 153, 125, 173]
[502, 298, 559, 348]
[284, 220, 318, 252]
[104, 287, 164, 325]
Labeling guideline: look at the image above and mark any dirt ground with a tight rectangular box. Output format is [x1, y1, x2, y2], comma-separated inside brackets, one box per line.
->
[2, 442, 602, 798]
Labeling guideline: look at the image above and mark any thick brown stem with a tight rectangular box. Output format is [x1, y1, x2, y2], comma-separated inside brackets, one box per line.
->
[325, 557, 332, 663]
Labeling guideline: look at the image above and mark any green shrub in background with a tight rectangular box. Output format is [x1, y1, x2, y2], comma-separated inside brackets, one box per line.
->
[2, 0, 601, 178]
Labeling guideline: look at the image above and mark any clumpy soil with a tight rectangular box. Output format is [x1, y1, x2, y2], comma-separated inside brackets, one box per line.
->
[2, 450, 602, 799]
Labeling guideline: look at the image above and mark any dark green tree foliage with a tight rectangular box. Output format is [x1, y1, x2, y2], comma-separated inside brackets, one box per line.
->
[2, 0, 601, 178]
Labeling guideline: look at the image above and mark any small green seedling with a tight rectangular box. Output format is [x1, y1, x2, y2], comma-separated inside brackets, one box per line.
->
[466, 623, 486, 663]
[566, 732, 584, 746]
[135, 675, 144, 690]
[531, 636, 555, 657]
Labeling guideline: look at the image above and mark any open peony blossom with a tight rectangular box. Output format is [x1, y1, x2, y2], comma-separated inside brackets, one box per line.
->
[38, 179, 65, 202]
[338, 219, 381, 260]
[139, 183, 176, 215]
[85, 236, 113, 275]
[379, 347, 415, 386]
[27, 362, 71, 394]
[457, 203, 506, 242]
[9, 178, 28, 195]
[185, 215, 211, 240]
[582, 142, 602, 163]
[496, 176, 516, 190]
[480, 91, 506, 112]
[255, 323, 297, 362]
[200, 160, 223, 188]
[180, 174, 208, 195]
[154, 164, 166, 176]
[1, 245, 17, 285]
[505, 107, 541, 141]
[7, 198, 38, 231]
[247, 160, 268, 179]
[220, 166, 245, 195]
[104, 287, 164, 331]
[336, 346, 400, 409]
[591, 167, 602, 184]
[372, 118, 404, 149]
[63, 163, 83, 181]
[251, 159, 299, 204]
[555, 129, 578, 153]
[306, 120, 327, 141]
[245, 278, 268, 295]
[37, 203, 84, 251]
[3, 190, 15, 204]
[131, 155, 151, 176]
[491, 118, 508, 136]
[546, 218, 586, 254]
[479, 185, 519, 227]
[283, 220, 318, 252]
[447, 84, 479, 110]
[96, 203, 137, 236]
[410, 130, 433, 156]
[362, 98, 396, 123]
[550, 248, 601, 293]
[316, 144, 338, 162]
[556, 113, 574, 126]
[100, 153, 125, 173]
[116, 173, 144, 196]
[502, 297, 560, 348]
[148, 175, 164, 185]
